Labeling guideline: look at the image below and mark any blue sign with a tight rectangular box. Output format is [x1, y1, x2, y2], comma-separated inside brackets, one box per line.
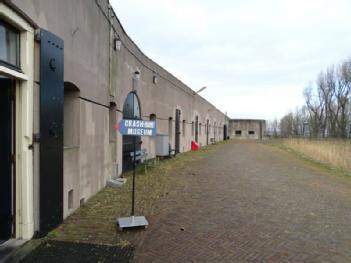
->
[116, 119, 157, 136]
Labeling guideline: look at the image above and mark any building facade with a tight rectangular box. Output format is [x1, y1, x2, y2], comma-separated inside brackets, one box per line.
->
[0, 0, 228, 241]
[229, 119, 266, 140]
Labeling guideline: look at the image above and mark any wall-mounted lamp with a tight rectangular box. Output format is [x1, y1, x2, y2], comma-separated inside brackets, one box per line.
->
[109, 101, 117, 108]
[153, 74, 158, 84]
[194, 86, 207, 95]
[134, 70, 140, 80]
[113, 36, 122, 51]
[132, 70, 140, 91]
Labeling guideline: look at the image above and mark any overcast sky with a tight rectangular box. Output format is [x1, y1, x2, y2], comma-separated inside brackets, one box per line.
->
[111, 0, 351, 120]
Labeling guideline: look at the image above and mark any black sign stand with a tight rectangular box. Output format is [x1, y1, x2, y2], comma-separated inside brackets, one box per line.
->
[117, 91, 148, 230]
[131, 135, 136, 216]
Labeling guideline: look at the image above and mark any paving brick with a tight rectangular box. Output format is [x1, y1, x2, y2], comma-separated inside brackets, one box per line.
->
[122, 142, 351, 262]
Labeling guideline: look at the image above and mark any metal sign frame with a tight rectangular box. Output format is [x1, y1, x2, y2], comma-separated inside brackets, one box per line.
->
[117, 96, 155, 230]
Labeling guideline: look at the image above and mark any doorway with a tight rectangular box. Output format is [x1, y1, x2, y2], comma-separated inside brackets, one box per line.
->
[0, 78, 15, 242]
[206, 120, 209, 145]
[175, 109, 181, 153]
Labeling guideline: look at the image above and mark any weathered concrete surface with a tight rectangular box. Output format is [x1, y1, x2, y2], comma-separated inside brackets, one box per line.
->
[0, 239, 28, 263]
[127, 141, 351, 262]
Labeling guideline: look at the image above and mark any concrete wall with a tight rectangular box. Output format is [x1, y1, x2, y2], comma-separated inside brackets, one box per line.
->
[9, 0, 227, 229]
[229, 119, 266, 140]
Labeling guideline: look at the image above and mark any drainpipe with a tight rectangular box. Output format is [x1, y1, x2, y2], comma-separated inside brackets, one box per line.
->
[108, 2, 113, 98]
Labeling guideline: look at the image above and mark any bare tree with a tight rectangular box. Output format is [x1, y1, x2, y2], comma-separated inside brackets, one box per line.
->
[337, 60, 351, 138]
[303, 85, 324, 137]
[280, 112, 294, 137]
[321, 67, 337, 137]
[278, 57, 351, 139]
[267, 118, 279, 137]
[272, 118, 279, 137]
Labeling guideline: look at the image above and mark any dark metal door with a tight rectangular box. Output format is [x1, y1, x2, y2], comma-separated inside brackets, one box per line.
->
[175, 109, 181, 153]
[0, 79, 15, 240]
[206, 120, 209, 145]
[39, 29, 64, 235]
[223, 124, 227, 140]
[195, 116, 199, 142]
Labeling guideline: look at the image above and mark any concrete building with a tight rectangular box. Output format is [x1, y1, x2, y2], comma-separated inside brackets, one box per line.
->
[229, 119, 266, 140]
[0, 0, 228, 242]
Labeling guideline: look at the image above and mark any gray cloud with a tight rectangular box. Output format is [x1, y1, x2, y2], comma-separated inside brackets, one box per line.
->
[112, 0, 351, 120]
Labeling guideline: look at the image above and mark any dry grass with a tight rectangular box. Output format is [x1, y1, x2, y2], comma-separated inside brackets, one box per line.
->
[280, 138, 351, 172]
[45, 142, 226, 246]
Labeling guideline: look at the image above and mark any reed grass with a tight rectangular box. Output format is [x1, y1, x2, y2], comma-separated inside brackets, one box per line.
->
[281, 138, 351, 171]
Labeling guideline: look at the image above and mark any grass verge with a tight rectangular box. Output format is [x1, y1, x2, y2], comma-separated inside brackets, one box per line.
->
[267, 139, 351, 178]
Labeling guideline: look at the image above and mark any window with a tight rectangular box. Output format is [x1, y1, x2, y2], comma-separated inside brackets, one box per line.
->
[199, 123, 202, 135]
[191, 121, 195, 136]
[0, 21, 20, 69]
[235, 130, 242, 136]
[249, 131, 255, 135]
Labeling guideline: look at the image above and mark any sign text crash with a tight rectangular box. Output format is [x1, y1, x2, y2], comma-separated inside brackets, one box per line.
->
[117, 119, 157, 136]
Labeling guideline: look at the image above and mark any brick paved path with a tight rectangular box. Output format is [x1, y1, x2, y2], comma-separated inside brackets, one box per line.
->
[128, 142, 351, 262]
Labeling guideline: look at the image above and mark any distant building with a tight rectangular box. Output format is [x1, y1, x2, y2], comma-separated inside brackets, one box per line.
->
[229, 119, 266, 140]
